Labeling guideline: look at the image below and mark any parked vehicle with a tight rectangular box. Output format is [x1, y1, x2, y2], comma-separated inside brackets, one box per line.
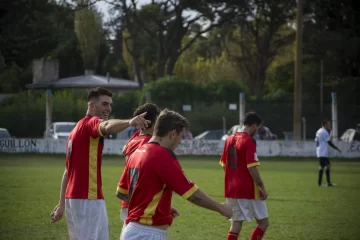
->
[221, 124, 277, 141]
[340, 123, 360, 142]
[106, 126, 138, 140]
[44, 122, 77, 139]
[0, 128, 11, 138]
[194, 129, 225, 140]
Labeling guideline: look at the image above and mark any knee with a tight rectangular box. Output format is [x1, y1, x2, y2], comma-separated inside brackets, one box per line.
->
[230, 221, 242, 233]
[257, 218, 269, 231]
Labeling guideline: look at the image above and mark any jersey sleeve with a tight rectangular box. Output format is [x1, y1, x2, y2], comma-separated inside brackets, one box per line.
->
[157, 153, 199, 200]
[87, 117, 105, 138]
[117, 165, 129, 195]
[246, 138, 260, 168]
[219, 139, 229, 167]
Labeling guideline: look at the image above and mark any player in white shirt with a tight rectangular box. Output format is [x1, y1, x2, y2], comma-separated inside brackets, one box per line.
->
[315, 120, 341, 187]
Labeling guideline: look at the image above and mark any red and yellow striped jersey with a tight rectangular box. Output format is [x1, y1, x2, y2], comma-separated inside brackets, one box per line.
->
[117, 142, 198, 226]
[65, 115, 105, 200]
[121, 133, 152, 208]
[220, 132, 262, 200]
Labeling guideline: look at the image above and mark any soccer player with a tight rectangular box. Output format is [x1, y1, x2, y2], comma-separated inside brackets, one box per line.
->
[220, 112, 269, 240]
[49, 87, 150, 240]
[119, 103, 161, 230]
[315, 120, 341, 187]
[117, 109, 233, 240]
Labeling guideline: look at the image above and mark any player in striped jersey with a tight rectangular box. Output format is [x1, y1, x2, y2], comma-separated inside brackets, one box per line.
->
[50, 87, 150, 240]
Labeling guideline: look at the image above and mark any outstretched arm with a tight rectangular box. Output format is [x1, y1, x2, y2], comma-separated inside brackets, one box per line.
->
[328, 141, 341, 153]
[100, 112, 150, 135]
[186, 189, 232, 218]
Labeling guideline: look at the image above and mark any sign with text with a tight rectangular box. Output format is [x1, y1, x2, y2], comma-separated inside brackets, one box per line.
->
[1, 139, 360, 158]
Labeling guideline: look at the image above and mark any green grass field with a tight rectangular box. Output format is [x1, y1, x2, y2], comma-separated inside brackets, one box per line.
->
[0, 154, 360, 240]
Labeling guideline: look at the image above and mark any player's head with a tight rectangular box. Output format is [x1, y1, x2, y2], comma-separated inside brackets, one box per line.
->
[133, 103, 161, 130]
[322, 120, 331, 131]
[243, 111, 263, 136]
[87, 87, 113, 120]
[154, 109, 189, 150]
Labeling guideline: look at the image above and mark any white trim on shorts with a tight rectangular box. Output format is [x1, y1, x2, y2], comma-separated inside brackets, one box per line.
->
[120, 222, 169, 240]
[65, 199, 109, 240]
[226, 198, 268, 222]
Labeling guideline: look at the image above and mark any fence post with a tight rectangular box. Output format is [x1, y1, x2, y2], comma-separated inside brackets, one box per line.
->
[331, 92, 338, 141]
[239, 92, 245, 126]
[45, 89, 52, 133]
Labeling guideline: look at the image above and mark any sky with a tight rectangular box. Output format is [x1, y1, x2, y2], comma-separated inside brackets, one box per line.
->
[95, 0, 158, 21]
[95, 0, 197, 22]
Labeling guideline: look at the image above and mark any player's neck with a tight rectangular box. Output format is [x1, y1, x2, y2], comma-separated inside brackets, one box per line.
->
[241, 126, 253, 136]
[149, 136, 173, 150]
[140, 128, 153, 135]
[86, 109, 94, 116]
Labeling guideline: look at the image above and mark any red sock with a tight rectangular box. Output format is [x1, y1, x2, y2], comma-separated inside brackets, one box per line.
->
[227, 232, 239, 240]
[250, 227, 265, 240]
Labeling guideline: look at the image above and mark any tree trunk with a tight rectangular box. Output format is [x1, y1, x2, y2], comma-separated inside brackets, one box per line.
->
[133, 58, 144, 87]
[156, 60, 166, 79]
[166, 53, 179, 76]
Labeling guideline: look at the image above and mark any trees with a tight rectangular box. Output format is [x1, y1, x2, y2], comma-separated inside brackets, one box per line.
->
[74, 0, 103, 71]
[302, 0, 360, 103]
[106, 0, 234, 85]
[224, 0, 296, 97]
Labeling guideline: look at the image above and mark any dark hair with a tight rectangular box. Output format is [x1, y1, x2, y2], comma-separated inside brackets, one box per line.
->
[322, 119, 330, 126]
[243, 112, 263, 126]
[133, 103, 161, 129]
[87, 87, 113, 102]
[154, 109, 189, 137]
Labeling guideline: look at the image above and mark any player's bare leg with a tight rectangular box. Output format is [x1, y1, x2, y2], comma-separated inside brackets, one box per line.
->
[227, 221, 242, 240]
[250, 217, 269, 240]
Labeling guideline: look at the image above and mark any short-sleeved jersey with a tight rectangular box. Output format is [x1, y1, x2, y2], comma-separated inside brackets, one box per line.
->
[121, 133, 152, 209]
[220, 132, 262, 200]
[65, 115, 105, 199]
[117, 142, 198, 226]
[315, 127, 330, 157]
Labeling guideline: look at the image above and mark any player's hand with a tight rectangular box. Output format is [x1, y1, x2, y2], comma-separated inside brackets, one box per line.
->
[170, 206, 180, 219]
[129, 112, 151, 130]
[50, 203, 64, 224]
[219, 203, 232, 219]
[260, 187, 268, 200]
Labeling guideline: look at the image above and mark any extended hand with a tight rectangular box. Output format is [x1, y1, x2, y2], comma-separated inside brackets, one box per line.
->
[50, 204, 64, 224]
[129, 112, 151, 129]
[220, 203, 233, 219]
[171, 206, 180, 219]
[260, 187, 268, 200]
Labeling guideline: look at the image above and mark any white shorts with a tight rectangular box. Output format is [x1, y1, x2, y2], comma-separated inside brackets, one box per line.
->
[120, 208, 128, 221]
[120, 208, 128, 235]
[120, 222, 169, 240]
[226, 198, 268, 222]
[65, 199, 109, 240]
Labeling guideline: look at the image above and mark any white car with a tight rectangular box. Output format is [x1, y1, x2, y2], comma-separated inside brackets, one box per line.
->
[44, 122, 76, 139]
[221, 124, 277, 141]
[0, 128, 11, 138]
